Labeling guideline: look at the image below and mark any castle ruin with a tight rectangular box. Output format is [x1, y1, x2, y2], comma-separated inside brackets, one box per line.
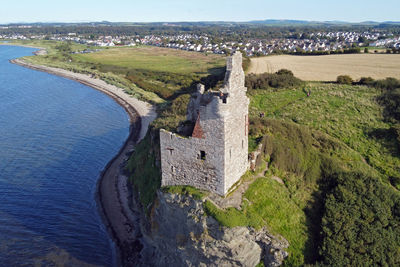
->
[159, 51, 249, 196]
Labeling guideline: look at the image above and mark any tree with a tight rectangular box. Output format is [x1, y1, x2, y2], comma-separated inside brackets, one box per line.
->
[359, 76, 374, 86]
[364, 47, 369, 53]
[276, 69, 294, 76]
[319, 171, 400, 266]
[336, 75, 353, 85]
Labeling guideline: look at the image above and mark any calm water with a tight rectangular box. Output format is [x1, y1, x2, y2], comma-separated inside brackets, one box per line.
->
[0, 45, 130, 266]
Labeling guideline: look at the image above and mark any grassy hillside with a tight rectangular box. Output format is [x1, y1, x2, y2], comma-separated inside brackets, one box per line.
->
[205, 81, 400, 266]
[73, 46, 225, 74]
[9, 40, 225, 103]
[124, 60, 400, 266]
[249, 83, 400, 184]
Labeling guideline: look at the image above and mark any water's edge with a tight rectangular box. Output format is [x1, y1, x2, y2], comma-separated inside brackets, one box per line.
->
[11, 58, 143, 266]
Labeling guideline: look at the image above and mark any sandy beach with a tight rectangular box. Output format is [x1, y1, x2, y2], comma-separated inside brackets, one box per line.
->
[11, 58, 157, 266]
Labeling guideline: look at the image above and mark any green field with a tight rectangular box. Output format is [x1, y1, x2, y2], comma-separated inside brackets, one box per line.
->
[73, 46, 225, 74]
[7, 40, 225, 103]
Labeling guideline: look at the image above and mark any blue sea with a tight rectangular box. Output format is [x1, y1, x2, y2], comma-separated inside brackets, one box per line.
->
[0, 45, 130, 266]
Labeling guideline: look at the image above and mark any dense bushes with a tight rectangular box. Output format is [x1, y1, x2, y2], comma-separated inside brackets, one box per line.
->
[245, 69, 303, 90]
[358, 76, 375, 86]
[336, 75, 353, 84]
[319, 171, 400, 266]
[126, 133, 161, 213]
[359, 77, 400, 124]
[258, 119, 322, 183]
[151, 94, 191, 132]
[126, 69, 199, 99]
[374, 77, 400, 91]
[379, 88, 400, 122]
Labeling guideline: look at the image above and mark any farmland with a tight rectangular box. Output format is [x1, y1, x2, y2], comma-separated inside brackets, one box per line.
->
[248, 54, 400, 81]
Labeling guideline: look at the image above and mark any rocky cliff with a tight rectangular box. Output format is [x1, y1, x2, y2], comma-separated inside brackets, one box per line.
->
[130, 191, 288, 267]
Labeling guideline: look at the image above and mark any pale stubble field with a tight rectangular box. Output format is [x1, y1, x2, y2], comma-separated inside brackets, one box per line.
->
[248, 54, 400, 81]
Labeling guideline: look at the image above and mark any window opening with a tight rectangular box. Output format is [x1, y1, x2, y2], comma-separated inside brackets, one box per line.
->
[200, 150, 206, 160]
[167, 147, 174, 155]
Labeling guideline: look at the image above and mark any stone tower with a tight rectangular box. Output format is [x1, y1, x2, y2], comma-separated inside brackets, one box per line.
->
[160, 51, 249, 196]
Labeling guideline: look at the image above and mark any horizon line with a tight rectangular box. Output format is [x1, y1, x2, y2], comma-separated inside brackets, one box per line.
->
[1, 19, 400, 25]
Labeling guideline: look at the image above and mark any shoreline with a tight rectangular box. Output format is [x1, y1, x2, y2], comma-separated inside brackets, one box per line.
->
[11, 58, 157, 266]
[0, 42, 48, 55]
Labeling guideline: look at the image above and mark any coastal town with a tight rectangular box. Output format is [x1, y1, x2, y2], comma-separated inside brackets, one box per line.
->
[1, 28, 400, 56]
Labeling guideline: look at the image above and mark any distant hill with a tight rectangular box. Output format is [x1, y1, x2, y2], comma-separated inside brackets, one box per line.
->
[1, 20, 400, 28]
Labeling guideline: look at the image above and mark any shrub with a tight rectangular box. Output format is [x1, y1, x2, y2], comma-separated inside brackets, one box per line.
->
[151, 93, 191, 132]
[245, 70, 303, 90]
[389, 176, 400, 190]
[336, 75, 353, 85]
[319, 171, 400, 266]
[374, 77, 400, 91]
[275, 68, 294, 76]
[358, 76, 375, 86]
[364, 47, 369, 53]
[126, 133, 161, 213]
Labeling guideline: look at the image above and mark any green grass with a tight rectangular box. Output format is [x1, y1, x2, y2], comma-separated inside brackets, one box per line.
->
[126, 134, 161, 213]
[205, 82, 396, 266]
[250, 83, 400, 182]
[4, 39, 92, 55]
[204, 176, 308, 266]
[73, 46, 225, 74]
[162, 185, 208, 200]
[206, 116, 378, 266]
[249, 88, 305, 116]
[26, 52, 165, 103]
[7, 41, 225, 104]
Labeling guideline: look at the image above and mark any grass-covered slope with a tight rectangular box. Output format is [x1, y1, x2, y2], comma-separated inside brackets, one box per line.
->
[73, 46, 225, 74]
[249, 83, 400, 185]
[9, 40, 226, 103]
[205, 118, 377, 266]
[127, 67, 400, 266]
[202, 79, 400, 266]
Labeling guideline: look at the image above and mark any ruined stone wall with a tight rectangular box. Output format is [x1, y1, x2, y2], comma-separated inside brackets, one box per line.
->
[160, 102, 226, 194]
[160, 51, 249, 196]
[223, 92, 249, 193]
[219, 51, 249, 193]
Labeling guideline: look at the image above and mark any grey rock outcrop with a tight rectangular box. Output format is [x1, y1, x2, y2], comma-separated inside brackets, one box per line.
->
[135, 191, 288, 267]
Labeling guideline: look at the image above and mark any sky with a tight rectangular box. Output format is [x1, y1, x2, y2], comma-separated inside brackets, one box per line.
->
[0, 0, 399, 24]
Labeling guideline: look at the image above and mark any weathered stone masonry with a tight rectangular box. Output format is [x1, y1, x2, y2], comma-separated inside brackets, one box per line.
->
[160, 51, 249, 195]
